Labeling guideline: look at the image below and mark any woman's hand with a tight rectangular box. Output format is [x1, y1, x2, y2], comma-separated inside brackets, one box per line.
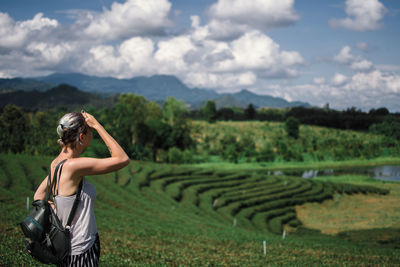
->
[82, 112, 101, 129]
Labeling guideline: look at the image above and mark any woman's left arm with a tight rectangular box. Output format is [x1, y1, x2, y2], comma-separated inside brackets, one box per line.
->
[33, 176, 49, 200]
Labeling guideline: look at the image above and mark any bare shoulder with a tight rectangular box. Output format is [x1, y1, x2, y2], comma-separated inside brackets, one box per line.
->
[64, 157, 95, 171]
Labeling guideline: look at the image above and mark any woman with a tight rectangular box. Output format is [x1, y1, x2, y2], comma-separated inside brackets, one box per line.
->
[34, 111, 130, 266]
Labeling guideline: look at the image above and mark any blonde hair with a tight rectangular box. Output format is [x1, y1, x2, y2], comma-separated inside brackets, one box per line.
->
[57, 112, 89, 148]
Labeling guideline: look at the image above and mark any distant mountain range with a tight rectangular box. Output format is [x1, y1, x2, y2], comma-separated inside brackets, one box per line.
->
[0, 73, 310, 109]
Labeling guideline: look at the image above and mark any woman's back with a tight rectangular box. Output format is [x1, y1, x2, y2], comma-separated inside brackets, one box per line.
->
[54, 177, 97, 255]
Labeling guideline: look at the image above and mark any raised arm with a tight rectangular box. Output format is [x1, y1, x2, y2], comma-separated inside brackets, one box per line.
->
[71, 112, 130, 176]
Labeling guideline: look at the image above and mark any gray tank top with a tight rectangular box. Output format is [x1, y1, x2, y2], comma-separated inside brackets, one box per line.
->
[54, 178, 98, 255]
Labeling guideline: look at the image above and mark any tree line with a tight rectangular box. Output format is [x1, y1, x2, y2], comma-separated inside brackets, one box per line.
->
[191, 101, 400, 141]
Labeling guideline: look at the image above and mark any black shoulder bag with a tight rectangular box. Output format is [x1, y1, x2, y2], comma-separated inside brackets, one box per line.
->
[20, 159, 83, 264]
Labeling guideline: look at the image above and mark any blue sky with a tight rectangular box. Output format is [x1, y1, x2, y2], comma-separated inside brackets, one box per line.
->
[1, 0, 400, 111]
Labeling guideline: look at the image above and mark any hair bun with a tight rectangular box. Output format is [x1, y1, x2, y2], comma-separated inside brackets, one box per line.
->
[57, 124, 64, 137]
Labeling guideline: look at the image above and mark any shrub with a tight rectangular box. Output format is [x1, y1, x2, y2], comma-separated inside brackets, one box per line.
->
[256, 142, 275, 162]
[224, 143, 240, 163]
[167, 147, 183, 163]
[285, 116, 300, 139]
[237, 134, 256, 157]
[182, 149, 194, 163]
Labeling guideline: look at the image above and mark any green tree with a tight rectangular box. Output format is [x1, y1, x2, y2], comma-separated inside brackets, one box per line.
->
[104, 93, 149, 158]
[145, 101, 163, 121]
[217, 107, 234, 121]
[285, 116, 300, 139]
[136, 119, 173, 161]
[201, 100, 217, 123]
[245, 104, 256, 120]
[163, 97, 186, 126]
[163, 97, 194, 151]
[0, 105, 28, 153]
[26, 111, 59, 155]
[369, 118, 400, 141]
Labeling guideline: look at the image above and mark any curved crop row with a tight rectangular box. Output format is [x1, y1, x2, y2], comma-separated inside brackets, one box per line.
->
[215, 178, 304, 210]
[228, 179, 314, 217]
[221, 177, 291, 198]
[166, 174, 250, 202]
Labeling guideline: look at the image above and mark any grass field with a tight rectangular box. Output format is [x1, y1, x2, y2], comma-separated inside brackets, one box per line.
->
[1, 154, 399, 266]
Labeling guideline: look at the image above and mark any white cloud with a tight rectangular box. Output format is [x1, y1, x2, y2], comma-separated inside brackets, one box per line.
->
[155, 36, 196, 74]
[155, 30, 302, 89]
[350, 59, 373, 71]
[81, 45, 123, 77]
[329, 0, 387, 31]
[205, 0, 299, 39]
[333, 45, 374, 72]
[26, 42, 74, 65]
[214, 31, 303, 75]
[331, 73, 349, 86]
[190, 16, 210, 42]
[264, 70, 400, 111]
[333, 46, 355, 64]
[0, 13, 79, 77]
[313, 77, 326, 84]
[80, 37, 156, 78]
[119, 37, 155, 73]
[20, 13, 58, 30]
[209, 0, 299, 29]
[0, 12, 58, 49]
[82, 0, 172, 40]
[376, 64, 400, 72]
[207, 19, 251, 41]
[346, 70, 400, 94]
[184, 71, 256, 90]
[355, 41, 375, 52]
[0, 71, 12, 78]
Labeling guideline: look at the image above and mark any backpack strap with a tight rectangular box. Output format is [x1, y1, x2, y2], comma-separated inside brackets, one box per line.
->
[56, 163, 65, 196]
[45, 159, 67, 202]
[45, 159, 83, 229]
[66, 180, 83, 229]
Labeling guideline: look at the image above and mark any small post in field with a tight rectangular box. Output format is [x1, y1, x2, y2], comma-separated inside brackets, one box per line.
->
[263, 240, 267, 255]
[26, 196, 29, 211]
[282, 229, 286, 240]
[233, 218, 237, 227]
[213, 199, 218, 207]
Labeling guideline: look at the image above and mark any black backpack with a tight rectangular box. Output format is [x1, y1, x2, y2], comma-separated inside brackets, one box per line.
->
[20, 159, 83, 264]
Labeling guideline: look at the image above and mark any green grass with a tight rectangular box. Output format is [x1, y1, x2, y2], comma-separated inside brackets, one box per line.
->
[1, 154, 399, 266]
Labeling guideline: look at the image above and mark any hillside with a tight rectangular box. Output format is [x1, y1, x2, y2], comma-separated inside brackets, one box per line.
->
[0, 84, 116, 110]
[4, 72, 309, 109]
[0, 78, 52, 92]
[1, 154, 399, 266]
